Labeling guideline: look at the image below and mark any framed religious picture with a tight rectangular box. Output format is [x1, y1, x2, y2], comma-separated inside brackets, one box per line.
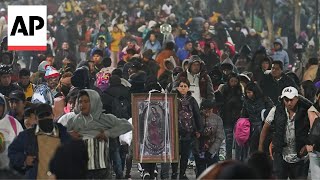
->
[132, 93, 179, 163]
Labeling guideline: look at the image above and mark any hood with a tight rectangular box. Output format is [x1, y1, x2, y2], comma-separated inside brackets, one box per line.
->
[164, 56, 177, 71]
[129, 70, 146, 84]
[182, 59, 190, 71]
[220, 57, 236, 70]
[274, 39, 283, 47]
[76, 89, 103, 120]
[0, 93, 7, 119]
[187, 55, 205, 72]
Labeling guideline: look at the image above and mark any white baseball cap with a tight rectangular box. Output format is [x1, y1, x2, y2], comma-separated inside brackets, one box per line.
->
[281, 86, 299, 99]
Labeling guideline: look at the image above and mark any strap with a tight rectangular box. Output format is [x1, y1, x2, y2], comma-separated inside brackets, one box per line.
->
[9, 116, 17, 136]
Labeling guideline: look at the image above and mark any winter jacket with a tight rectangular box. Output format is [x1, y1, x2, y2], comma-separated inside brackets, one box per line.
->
[303, 64, 318, 82]
[195, 113, 225, 155]
[101, 84, 131, 115]
[129, 71, 147, 94]
[176, 48, 191, 62]
[0, 84, 22, 98]
[175, 36, 189, 50]
[143, 40, 162, 56]
[230, 30, 246, 51]
[156, 49, 180, 77]
[259, 73, 297, 106]
[271, 50, 289, 71]
[242, 97, 274, 123]
[8, 123, 71, 179]
[0, 94, 23, 170]
[245, 35, 261, 54]
[177, 91, 203, 140]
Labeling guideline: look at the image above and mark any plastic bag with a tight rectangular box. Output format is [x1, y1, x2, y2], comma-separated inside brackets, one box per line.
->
[119, 118, 132, 145]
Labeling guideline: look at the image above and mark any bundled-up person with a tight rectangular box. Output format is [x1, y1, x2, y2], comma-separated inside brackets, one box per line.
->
[0, 64, 22, 98]
[8, 90, 27, 129]
[252, 56, 272, 83]
[16, 68, 35, 101]
[156, 41, 180, 78]
[270, 39, 289, 71]
[175, 55, 214, 107]
[241, 82, 274, 155]
[0, 93, 23, 171]
[128, 61, 147, 94]
[194, 99, 225, 177]
[141, 49, 160, 78]
[171, 79, 203, 179]
[158, 56, 176, 89]
[259, 61, 297, 106]
[66, 89, 132, 179]
[303, 57, 318, 82]
[8, 104, 71, 179]
[217, 72, 243, 160]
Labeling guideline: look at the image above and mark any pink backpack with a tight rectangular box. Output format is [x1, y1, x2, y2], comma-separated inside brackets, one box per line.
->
[234, 118, 251, 146]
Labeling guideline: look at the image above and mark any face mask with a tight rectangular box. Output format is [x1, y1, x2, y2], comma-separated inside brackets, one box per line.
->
[38, 118, 54, 133]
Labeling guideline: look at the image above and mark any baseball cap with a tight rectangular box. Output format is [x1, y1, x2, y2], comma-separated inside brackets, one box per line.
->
[280, 86, 299, 99]
[35, 103, 53, 119]
[9, 90, 26, 102]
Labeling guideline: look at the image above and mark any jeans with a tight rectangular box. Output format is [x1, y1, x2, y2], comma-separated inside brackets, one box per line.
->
[273, 153, 309, 179]
[224, 128, 234, 160]
[309, 151, 320, 180]
[109, 146, 123, 179]
[172, 139, 194, 177]
[194, 152, 219, 177]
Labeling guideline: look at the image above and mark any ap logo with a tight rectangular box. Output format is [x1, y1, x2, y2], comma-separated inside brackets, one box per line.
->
[8, 5, 47, 51]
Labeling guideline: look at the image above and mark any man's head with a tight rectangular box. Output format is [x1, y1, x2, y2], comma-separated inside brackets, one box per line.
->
[0, 64, 12, 87]
[97, 36, 106, 47]
[46, 53, 55, 66]
[91, 49, 103, 65]
[126, 48, 137, 60]
[24, 104, 37, 129]
[142, 49, 154, 61]
[9, 90, 26, 115]
[271, 61, 283, 79]
[149, 33, 157, 42]
[78, 90, 90, 116]
[273, 39, 283, 51]
[35, 103, 54, 133]
[165, 41, 175, 50]
[185, 41, 193, 51]
[281, 86, 299, 111]
[45, 66, 60, 90]
[62, 42, 69, 50]
[189, 55, 202, 74]
[19, 68, 31, 87]
[60, 17, 68, 26]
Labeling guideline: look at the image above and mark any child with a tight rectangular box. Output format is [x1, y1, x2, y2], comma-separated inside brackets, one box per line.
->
[194, 99, 225, 177]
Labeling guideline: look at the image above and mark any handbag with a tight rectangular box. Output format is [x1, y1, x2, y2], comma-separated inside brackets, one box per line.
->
[309, 117, 320, 145]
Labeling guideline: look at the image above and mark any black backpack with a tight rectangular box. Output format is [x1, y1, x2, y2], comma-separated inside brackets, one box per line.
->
[111, 96, 130, 119]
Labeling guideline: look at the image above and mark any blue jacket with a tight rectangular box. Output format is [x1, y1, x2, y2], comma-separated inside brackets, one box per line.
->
[271, 50, 289, 70]
[8, 123, 71, 179]
[176, 48, 190, 62]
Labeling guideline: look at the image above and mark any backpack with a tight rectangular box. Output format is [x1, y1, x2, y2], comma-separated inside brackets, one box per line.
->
[234, 118, 251, 146]
[95, 67, 114, 92]
[111, 96, 130, 119]
[178, 97, 194, 135]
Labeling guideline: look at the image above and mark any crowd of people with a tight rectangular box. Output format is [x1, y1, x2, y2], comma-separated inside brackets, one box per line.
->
[0, 0, 320, 179]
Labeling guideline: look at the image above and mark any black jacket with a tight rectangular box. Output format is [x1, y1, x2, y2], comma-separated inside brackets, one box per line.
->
[273, 96, 312, 157]
[259, 73, 297, 106]
[0, 84, 22, 98]
[101, 84, 131, 115]
[242, 96, 274, 123]
[177, 91, 203, 139]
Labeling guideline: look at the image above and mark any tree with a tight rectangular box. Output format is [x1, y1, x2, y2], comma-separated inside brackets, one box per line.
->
[294, 0, 302, 39]
[261, 1, 274, 44]
[232, 0, 247, 19]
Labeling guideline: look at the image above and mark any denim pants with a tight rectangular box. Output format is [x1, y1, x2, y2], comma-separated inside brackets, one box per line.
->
[194, 152, 219, 177]
[273, 153, 309, 179]
[172, 139, 194, 177]
[309, 151, 320, 180]
[224, 128, 234, 160]
[109, 146, 123, 179]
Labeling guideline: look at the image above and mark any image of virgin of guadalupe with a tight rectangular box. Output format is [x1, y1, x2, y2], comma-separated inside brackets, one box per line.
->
[140, 104, 166, 156]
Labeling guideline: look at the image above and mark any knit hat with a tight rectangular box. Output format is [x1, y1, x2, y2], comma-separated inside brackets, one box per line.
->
[38, 61, 49, 73]
[44, 66, 60, 79]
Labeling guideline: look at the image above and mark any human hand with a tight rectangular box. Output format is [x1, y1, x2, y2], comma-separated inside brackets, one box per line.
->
[299, 145, 307, 156]
[69, 131, 82, 140]
[96, 130, 107, 141]
[25, 156, 36, 166]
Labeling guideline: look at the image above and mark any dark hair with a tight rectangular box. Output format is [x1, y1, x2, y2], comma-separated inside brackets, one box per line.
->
[65, 88, 80, 104]
[245, 82, 263, 99]
[112, 68, 123, 78]
[126, 48, 136, 55]
[78, 90, 89, 100]
[247, 152, 273, 179]
[176, 79, 190, 88]
[185, 40, 192, 45]
[101, 57, 111, 67]
[49, 140, 88, 179]
[19, 68, 30, 77]
[165, 41, 175, 50]
[272, 60, 283, 70]
[301, 80, 317, 102]
[308, 57, 318, 66]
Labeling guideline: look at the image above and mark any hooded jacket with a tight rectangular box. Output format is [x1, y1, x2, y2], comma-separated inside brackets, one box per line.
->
[176, 58, 215, 105]
[271, 39, 289, 71]
[158, 56, 177, 89]
[0, 94, 23, 170]
[66, 89, 132, 139]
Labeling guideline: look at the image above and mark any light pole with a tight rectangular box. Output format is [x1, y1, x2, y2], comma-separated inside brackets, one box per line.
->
[316, 0, 319, 51]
